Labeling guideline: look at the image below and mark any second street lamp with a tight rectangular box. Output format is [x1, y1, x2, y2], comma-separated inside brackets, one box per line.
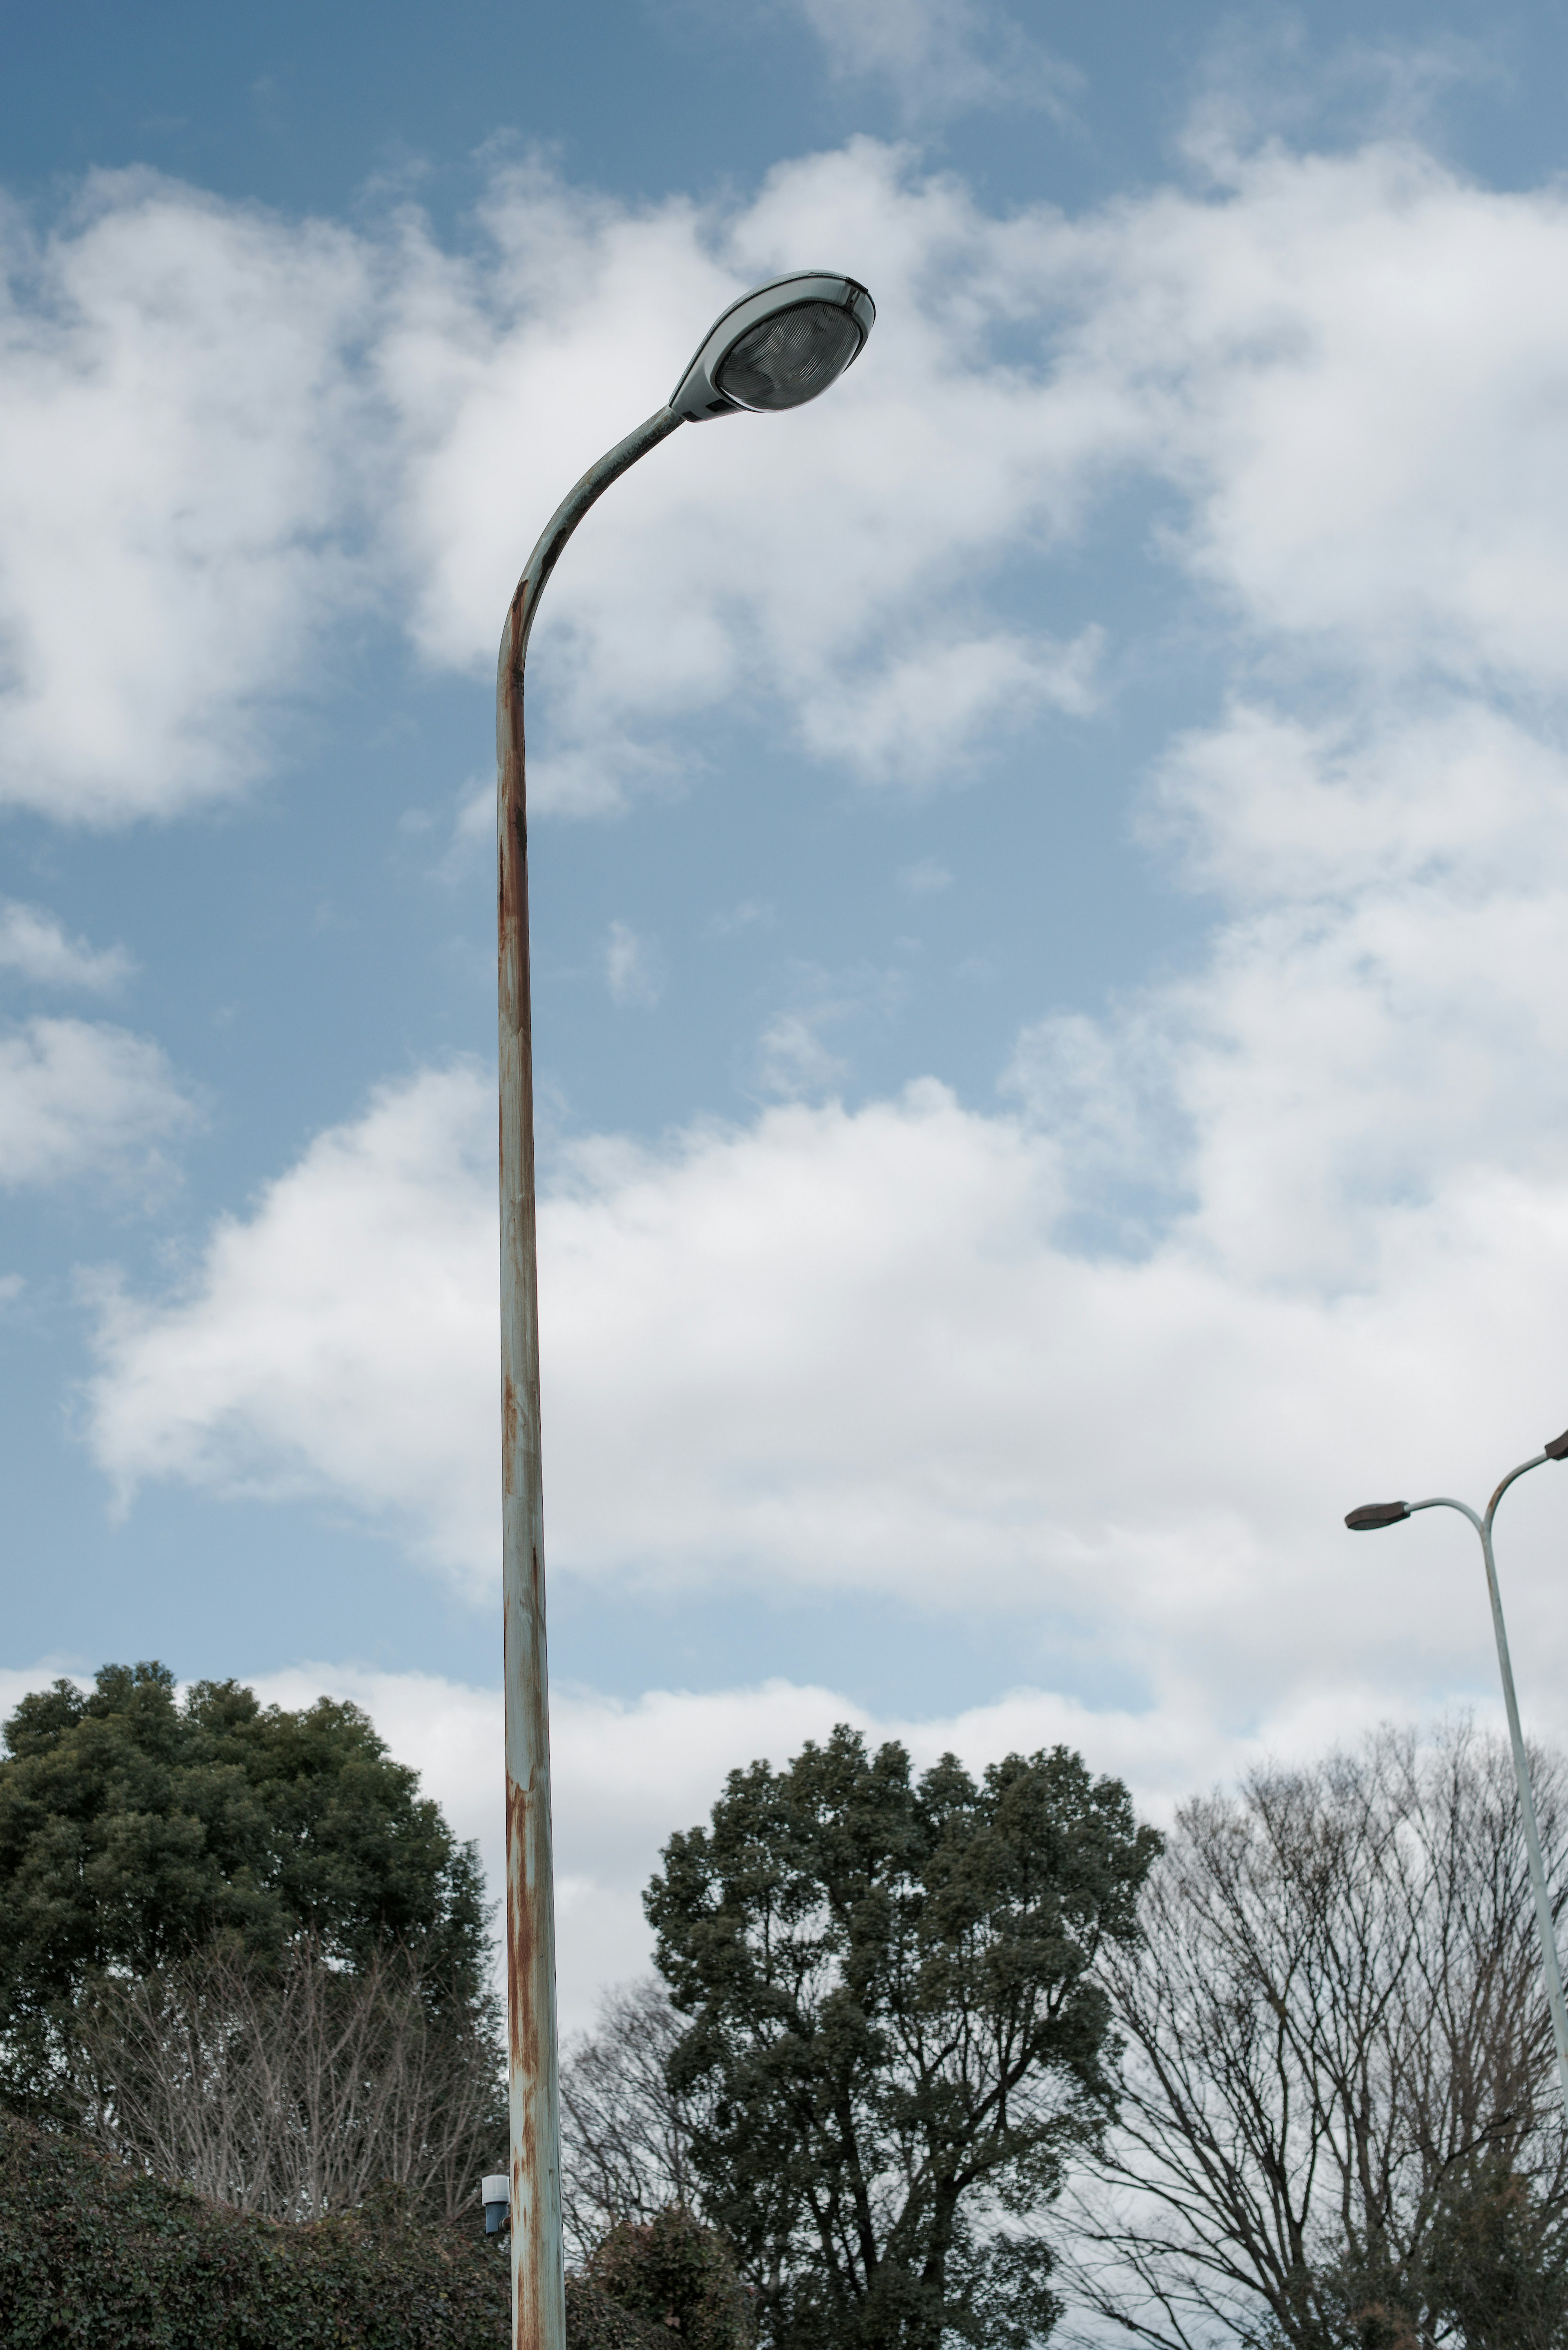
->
[494, 269, 875, 2350]
[1345, 1424, 1568, 2118]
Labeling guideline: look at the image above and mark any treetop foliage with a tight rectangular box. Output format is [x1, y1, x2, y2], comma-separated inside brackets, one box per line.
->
[0, 1661, 491, 2114]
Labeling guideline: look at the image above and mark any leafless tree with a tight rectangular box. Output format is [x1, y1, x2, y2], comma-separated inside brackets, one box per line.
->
[1057, 1722, 1568, 2349]
[559, 1976, 707, 2262]
[74, 1935, 503, 2222]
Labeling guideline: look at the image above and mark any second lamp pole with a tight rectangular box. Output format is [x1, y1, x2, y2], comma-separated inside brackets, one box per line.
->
[493, 271, 876, 2350]
[1346, 1425, 1568, 2118]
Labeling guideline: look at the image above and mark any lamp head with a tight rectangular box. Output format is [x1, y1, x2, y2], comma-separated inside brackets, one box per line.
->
[1544, 1428, 1568, 1460]
[671, 272, 875, 422]
[1345, 1502, 1412, 1531]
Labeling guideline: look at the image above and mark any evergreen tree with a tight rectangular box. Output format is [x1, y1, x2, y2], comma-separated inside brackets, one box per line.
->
[645, 1724, 1158, 2350]
[0, 1660, 491, 2115]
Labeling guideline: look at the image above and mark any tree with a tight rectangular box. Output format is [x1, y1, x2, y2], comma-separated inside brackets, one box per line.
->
[1058, 1723, 1568, 2350]
[0, 1661, 492, 2116]
[583, 2205, 755, 2348]
[644, 1723, 1159, 2350]
[561, 1977, 707, 2261]
[73, 1935, 503, 2222]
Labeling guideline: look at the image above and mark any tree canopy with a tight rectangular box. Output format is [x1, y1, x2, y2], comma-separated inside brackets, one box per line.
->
[0, 1660, 490, 2113]
[644, 1723, 1158, 2350]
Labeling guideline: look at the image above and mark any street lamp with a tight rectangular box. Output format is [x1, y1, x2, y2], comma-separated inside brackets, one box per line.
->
[1345, 1424, 1568, 2117]
[493, 270, 874, 2350]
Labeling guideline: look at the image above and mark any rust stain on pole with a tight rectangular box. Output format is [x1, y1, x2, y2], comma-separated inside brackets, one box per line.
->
[494, 397, 682, 2350]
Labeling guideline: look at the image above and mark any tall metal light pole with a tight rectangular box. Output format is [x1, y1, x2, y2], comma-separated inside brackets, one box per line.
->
[494, 270, 875, 2350]
[1345, 1424, 1568, 2117]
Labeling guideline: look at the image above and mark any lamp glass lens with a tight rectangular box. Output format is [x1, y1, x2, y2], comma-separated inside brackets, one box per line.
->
[715, 299, 862, 411]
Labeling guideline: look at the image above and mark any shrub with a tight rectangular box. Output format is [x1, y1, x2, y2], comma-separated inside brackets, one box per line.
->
[0, 2112, 503, 2348]
[584, 2206, 754, 2348]
[566, 2273, 668, 2348]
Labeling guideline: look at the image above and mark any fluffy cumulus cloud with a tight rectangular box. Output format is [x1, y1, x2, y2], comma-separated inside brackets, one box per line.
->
[88, 1066, 489, 1521]
[296, 133, 1568, 806]
[373, 140, 1121, 812]
[27, 131, 1568, 820]
[0, 1641, 1515, 2029]
[81, 886, 1568, 1757]
[49, 125, 1568, 1869]
[0, 1017, 194, 1189]
[0, 174, 374, 822]
[1065, 143, 1568, 687]
[2, 141, 1117, 822]
[0, 128, 1555, 829]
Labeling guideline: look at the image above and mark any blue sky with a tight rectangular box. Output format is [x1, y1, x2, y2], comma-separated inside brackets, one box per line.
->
[9, 0, 1568, 2020]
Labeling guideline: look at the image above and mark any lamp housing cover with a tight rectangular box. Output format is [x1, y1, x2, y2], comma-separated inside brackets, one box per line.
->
[670, 272, 875, 421]
[1345, 1502, 1412, 1531]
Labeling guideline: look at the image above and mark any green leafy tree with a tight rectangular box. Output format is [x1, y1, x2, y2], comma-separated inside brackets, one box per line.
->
[644, 1724, 1159, 2350]
[584, 2205, 755, 2347]
[0, 1661, 491, 2115]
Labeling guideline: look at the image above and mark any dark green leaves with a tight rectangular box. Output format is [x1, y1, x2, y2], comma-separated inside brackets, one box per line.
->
[0, 1661, 491, 2116]
[645, 1725, 1157, 2350]
[0, 2111, 510, 2349]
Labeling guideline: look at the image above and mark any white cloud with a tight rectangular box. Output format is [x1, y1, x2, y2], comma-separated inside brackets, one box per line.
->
[808, 627, 1102, 785]
[0, 1648, 1357, 2033]
[17, 134, 1568, 824]
[0, 900, 131, 989]
[604, 921, 663, 1009]
[0, 1641, 1488, 2033]
[77, 806, 1568, 1749]
[0, 171, 374, 823]
[87, 1065, 491, 1544]
[782, 0, 1080, 124]
[378, 145, 1076, 809]
[0, 1017, 194, 1188]
[755, 1010, 849, 1098]
[898, 858, 951, 896]
[5, 144, 1116, 822]
[1054, 140, 1568, 687]
[378, 132, 1568, 806]
[753, 960, 909, 1096]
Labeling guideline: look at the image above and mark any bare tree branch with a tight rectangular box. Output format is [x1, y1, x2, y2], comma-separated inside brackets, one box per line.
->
[1056, 1723, 1568, 2350]
[559, 1977, 707, 2262]
[73, 1935, 503, 2222]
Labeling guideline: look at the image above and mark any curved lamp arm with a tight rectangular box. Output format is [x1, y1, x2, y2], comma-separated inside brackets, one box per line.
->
[497, 406, 684, 710]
